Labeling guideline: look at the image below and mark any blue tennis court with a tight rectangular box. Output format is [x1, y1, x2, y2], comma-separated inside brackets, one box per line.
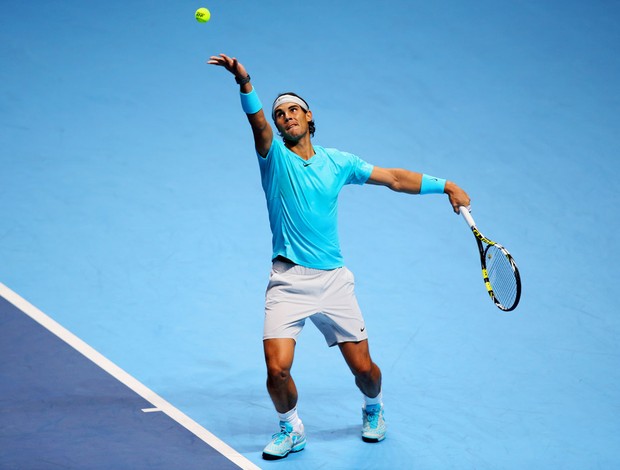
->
[1, 1, 619, 469]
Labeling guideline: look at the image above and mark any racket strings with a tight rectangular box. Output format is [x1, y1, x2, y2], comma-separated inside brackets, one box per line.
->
[485, 244, 518, 309]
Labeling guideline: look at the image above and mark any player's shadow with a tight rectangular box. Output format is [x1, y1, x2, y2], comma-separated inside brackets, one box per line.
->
[305, 424, 360, 442]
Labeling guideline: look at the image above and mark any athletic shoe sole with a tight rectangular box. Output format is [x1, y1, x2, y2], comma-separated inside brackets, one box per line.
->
[262, 441, 306, 460]
[362, 434, 386, 443]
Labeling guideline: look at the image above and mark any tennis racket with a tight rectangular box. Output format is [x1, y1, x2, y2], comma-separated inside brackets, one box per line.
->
[459, 206, 521, 311]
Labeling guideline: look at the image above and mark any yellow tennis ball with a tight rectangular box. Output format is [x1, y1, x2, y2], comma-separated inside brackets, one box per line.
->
[195, 7, 211, 23]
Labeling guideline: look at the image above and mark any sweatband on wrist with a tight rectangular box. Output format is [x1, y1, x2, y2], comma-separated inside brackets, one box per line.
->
[240, 88, 262, 115]
[420, 174, 446, 194]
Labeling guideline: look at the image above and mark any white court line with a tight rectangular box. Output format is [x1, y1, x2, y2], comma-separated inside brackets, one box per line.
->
[0, 283, 261, 470]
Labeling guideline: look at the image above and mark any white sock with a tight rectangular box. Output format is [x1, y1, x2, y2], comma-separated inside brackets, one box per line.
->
[278, 406, 303, 433]
[363, 389, 383, 408]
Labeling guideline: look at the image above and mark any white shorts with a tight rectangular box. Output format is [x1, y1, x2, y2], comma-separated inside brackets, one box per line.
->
[263, 260, 368, 347]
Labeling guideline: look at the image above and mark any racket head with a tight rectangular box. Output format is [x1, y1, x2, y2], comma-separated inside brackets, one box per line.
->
[482, 242, 521, 311]
[460, 206, 522, 311]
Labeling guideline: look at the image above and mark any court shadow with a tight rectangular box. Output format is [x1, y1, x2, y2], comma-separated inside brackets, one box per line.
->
[305, 424, 360, 442]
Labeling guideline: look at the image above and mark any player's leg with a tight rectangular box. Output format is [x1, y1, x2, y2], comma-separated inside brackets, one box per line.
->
[262, 338, 306, 460]
[338, 339, 382, 400]
[263, 338, 297, 413]
[339, 340, 386, 442]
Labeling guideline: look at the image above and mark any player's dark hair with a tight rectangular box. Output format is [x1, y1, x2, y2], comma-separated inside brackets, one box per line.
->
[273, 92, 316, 138]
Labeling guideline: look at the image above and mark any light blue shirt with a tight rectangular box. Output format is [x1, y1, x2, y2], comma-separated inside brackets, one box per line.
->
[257, 139, 374, 269]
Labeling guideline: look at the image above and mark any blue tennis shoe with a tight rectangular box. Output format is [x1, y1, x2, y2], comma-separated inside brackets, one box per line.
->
[262, 421, 306, 460]
[362, 403, 386, 442]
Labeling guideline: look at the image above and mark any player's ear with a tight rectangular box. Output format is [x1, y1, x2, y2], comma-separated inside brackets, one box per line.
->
[305, 110, 313, 122]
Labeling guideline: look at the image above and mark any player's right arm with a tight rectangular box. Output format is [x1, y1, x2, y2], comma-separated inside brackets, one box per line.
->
[367, 166, 470, 214]
[208, 53, 273, 157]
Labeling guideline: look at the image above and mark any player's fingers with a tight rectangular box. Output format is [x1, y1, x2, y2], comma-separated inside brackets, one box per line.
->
[213, 53, 235, 68]
[208, 55, 229, 65]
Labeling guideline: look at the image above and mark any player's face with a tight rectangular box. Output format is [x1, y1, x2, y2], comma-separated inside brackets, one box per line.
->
[274, 103, 312, 142]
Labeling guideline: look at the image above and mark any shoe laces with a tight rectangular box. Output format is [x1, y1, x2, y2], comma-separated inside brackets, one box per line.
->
[271, 424, 292, 444]
[365, 406, 381, 427]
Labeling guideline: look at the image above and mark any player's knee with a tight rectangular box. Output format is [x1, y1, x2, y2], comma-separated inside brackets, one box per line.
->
[266, 363, 291, 383]
[351, 359, 374, 379]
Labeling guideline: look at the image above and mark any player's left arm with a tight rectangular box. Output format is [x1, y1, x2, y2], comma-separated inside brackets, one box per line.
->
[367, 166, 471, 213]
[208, 53, 273, 157]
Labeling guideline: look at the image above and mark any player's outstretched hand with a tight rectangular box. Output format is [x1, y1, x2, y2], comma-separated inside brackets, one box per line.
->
[208, 53, 248, 82]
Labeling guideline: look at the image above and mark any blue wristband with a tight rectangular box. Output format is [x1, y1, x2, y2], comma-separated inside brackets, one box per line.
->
[240, 88, 262, 115]
[420, 174, 446, 194]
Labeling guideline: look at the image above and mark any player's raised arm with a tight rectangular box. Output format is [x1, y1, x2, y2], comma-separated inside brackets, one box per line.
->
[208, 53, 273, 157]
[367, 166, 471, 213]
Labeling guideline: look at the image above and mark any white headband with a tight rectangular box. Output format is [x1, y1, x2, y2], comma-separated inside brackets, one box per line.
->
[271, 95, 309, 120]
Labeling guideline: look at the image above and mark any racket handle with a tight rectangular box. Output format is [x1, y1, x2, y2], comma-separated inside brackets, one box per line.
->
[459, 205, 476, 228]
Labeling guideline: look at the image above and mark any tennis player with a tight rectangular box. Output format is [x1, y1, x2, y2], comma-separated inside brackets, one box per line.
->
[209, 53, 471, 460]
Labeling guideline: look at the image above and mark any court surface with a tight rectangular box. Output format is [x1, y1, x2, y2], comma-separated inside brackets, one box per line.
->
[1, 1, 619, 469]
[1, 285, 257, 469]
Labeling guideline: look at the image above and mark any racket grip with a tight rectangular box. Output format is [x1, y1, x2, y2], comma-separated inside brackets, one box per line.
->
[459, 206, 476, 228]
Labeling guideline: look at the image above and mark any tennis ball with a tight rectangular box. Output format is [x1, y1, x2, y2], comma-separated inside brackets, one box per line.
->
[195, 7, 211, 23]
